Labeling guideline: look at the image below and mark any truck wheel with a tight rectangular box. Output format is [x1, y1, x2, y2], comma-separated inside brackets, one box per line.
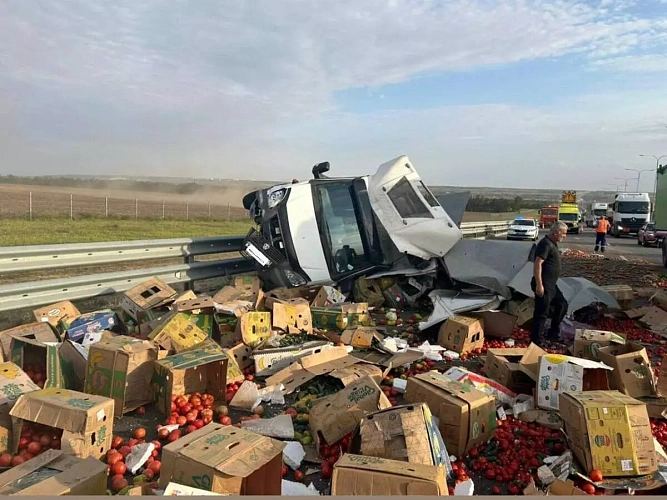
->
[662, 240, 667, 268]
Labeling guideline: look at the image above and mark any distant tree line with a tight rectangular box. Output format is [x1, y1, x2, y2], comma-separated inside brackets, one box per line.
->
[465, 195, 545, 213]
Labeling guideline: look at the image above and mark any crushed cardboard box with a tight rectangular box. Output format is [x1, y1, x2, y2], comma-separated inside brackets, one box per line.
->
[331, 454, 448, 496]
[523, 478, 587, 496]
[518, 342, 548, 381]
[340, 327, 384, 349]
[269, 299, 312, 334]
[10, 388, 115, 459]
[84, 335, 159, 417]
[152, 346, 228, 414]
[251, 340, 335, 377]
[559, 390, 657, 477]
[308, 376, 391, 448]
[159, 423, 284, 495]
[0, 449, 107, 495]
[484, 348, 534, 394]
[598, 342, 657, 399]
[572, 329, 626, 361]
[121, 278, 177, 322]
[350, 348, 423, 370]
[437, 315, 484, 354]
[0, 362, 40, 453]
[32, 301, 80, 328]
[149, 313, 209, 353]
[212, 275, 264, 311]
[639, 306, 667, 332]
[404, 371, 497, 457]
[311, 303, 369, 331]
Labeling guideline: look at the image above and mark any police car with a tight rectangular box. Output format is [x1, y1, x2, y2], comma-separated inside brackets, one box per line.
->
[507, 216, 539, 241]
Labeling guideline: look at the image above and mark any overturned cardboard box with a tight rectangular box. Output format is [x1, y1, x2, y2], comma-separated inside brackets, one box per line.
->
[10, 388, 115, 460]
[311, 303, 369, 330]
[0, 449, 108, 495]
[349, 402, 450, 469]
[572, 329, 626, 362]
[265, 346, 385, 395]
[149, 313, 209, 353]
[121, 277, 177, 322]
[437, 315, 484, 354]
[159, 423, 284, 495]
[252, 340, 335, 377]
[0, 362, 40, 453]
[560, 390, 657, 477]
[84, 336, 159, 417]
[331, 454, 448, 496]
[152, 346, 228, 414]
[598, 342, 657, 399]
[9, 330, 69, 389]
[0, 323, 57, 362]
[32, 301, 80, 328]
[404, 371, 497, 457]
[484, 348, 534, 394]
[308, 376, 391, 448]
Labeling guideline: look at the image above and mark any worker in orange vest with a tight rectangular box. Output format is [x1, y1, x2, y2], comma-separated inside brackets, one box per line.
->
[595, 218, 609, 253]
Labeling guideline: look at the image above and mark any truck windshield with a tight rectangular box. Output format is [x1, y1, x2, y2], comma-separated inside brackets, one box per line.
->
[593, 209, 607, 217]
[617, 202, 649, 214]
[314, 182, 372, 279]
[542, 209, 557, 216]
[559, 213, 578, 221]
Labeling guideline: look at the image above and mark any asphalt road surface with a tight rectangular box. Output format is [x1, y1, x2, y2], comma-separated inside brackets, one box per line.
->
[562, 229, 663, 266]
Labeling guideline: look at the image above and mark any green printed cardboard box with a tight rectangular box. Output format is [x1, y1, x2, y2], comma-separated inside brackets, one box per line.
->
[9, 388, 115, 460]
[158, 423, 284, 495]
[0, 362, 40, 453]
[152, 347, 228, 415]
[84, 336, 159, 418]
[9, 334, 73, 390]
[310, 303, 369, 331]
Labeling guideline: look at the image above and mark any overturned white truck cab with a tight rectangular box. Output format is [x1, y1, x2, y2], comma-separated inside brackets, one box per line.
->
[241, 155, 463, 290]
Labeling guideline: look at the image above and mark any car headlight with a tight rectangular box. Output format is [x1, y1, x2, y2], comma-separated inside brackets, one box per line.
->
[284, 269, 307, 286]
[267, 188, 287, 209]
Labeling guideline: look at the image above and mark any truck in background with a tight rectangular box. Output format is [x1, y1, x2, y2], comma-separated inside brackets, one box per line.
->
[610, 192, 651, 238]
[558, 191, 582, 234]
[584, 202, 609, 228]
[538, 205, 558, 228]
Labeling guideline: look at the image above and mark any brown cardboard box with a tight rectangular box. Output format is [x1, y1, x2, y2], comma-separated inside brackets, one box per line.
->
[601, 284, 634, 309]
[84, 336, 158, 417]
[340, 327, 384, 348]
[264, 285, 340, 308]
[469, 310, 517, 339]
[223, 343, 251, 384]
[639, 306, 667, 331]
[149, 313, 209, 353]
[152, 346, 227, 414]
[265, 346, 384, 395]
[0, 449, 107, 495]
[159, 423, 284, 495]
[9, 332, 67, 389]
[559, 391, 657, 477]
[517, 408, 564, 430]
[350, 402, 449, 467]
[638, 396, 667, 419]
[508, 298, 535, 326]
[32, 301, 80, 328]
[404, 371, 497, 457]
[212, 275, 264, 311]
[0, 362, 40, 453]
[311, 303, 369, 331]
[572, 329, 626, 361]
[10, 388, 115, 460]
[0, 323, 57, 361]
[308, 376, 391, 447]
[437, 315, 484, 354]
[270, 299, 312, 334]
[518, 342, 548, 381]
[484, 348, 534, 394]
[331, 454, 448, 496]
[523, 478, 587, 496]
[121, 277, 177, 322]
[598, 342, 657, 398]
[350, 348, 424, 369]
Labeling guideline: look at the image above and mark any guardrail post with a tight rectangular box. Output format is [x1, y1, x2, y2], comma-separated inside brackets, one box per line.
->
[184, 255, 195, 291]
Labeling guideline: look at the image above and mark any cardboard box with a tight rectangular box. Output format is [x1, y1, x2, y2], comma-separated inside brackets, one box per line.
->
[535, 354, 612, 411]
[265, 346, 384, 395]
[0, 322, 57, 362]
[0, 449, 107, 495]
[32, 301, 80, 328]
[152, 347, 228, 414]
[485, 348, 534, 394]
[442, 366, 516, 406]
[121, 277, 177, 322]
[10, 388, 115, 459]
[350, 402, 450, 467]
[331, 454, 448, 496]
[311, 303, 369, 331]
[559, 391, 657, 477]
[265, 285, 344, 308]
[518, 342, 548, 381]
[251, 340, 334, 377]
[64, 309, 121, 343]
[601, 284, 634, 309]
[437, 315, 484, 354]
[340, 327, 384, 349]
[638, 396, 667, 419]
[523, 479, 587, 496]
[159, 423, 284, 495]
[469, 310, 517, 339]
[309, 376, 391, 447]
[404, 371, 497, 457]
[9, 333, 68, 389]
[517, 408, 564, 430]
[640, 306, 667, 331]
[350, 348, 424, 369]
[163, 482, 226, 496]
[598, 342, 657, 398]
[508, 298, 535, 326]
[572, 329, 626, 361]
[84, 336, 158, 417]
[212, 275, 264, 311]
[223, 343, 251, 384]
[0, 362, 40, 453]
[180, 313, 216, 339]
[149, 313, 209, 353]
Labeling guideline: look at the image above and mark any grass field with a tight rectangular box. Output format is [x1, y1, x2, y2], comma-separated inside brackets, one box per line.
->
[0, 219, 253, 246]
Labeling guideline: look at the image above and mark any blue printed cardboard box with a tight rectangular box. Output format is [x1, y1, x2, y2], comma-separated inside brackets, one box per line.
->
[64, 309, 123, 343]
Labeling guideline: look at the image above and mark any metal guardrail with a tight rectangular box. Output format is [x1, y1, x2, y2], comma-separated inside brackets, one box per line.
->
[0, 221, 510, 313]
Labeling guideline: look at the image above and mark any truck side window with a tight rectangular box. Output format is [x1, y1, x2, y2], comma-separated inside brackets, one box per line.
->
[388, 177, 433, 219]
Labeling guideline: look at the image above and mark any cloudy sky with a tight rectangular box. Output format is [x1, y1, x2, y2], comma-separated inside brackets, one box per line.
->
[1, 0, 666, 189]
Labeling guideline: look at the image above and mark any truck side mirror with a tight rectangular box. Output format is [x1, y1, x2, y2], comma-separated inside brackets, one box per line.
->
[312, 162, 330, 179]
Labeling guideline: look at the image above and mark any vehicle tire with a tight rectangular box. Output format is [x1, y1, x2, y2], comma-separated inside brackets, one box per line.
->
[638, 238, 642, 246]
[662, 240, 667, 268]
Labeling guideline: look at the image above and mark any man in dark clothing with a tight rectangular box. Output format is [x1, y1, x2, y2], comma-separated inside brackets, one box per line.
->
[531, 221, 569, 346]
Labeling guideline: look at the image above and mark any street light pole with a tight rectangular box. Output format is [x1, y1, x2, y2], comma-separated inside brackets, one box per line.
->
[638, 154, 667, 201]
[624, 168, 653, 192]
[615, 177, 632, 191]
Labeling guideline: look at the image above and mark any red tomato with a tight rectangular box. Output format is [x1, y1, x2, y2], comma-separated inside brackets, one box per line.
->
[111, 461, 127, 476]
[0, 453, 11, 467]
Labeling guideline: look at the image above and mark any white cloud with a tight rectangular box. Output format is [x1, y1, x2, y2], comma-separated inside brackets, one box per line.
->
[0, 0, 666, 187]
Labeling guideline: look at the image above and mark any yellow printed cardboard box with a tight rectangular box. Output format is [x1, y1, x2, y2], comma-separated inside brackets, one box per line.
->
[149, 313, 208, 354]
[159, 423, 284, 495]
[84, 336, 159, 417]
[10, 388, 115, 460]
[572, 329, 626, 361]
[32, 301, 80, 328]
[0, 362, 40, 453]
[598, 342, 657, 399]
[0, 449, 107, 495]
